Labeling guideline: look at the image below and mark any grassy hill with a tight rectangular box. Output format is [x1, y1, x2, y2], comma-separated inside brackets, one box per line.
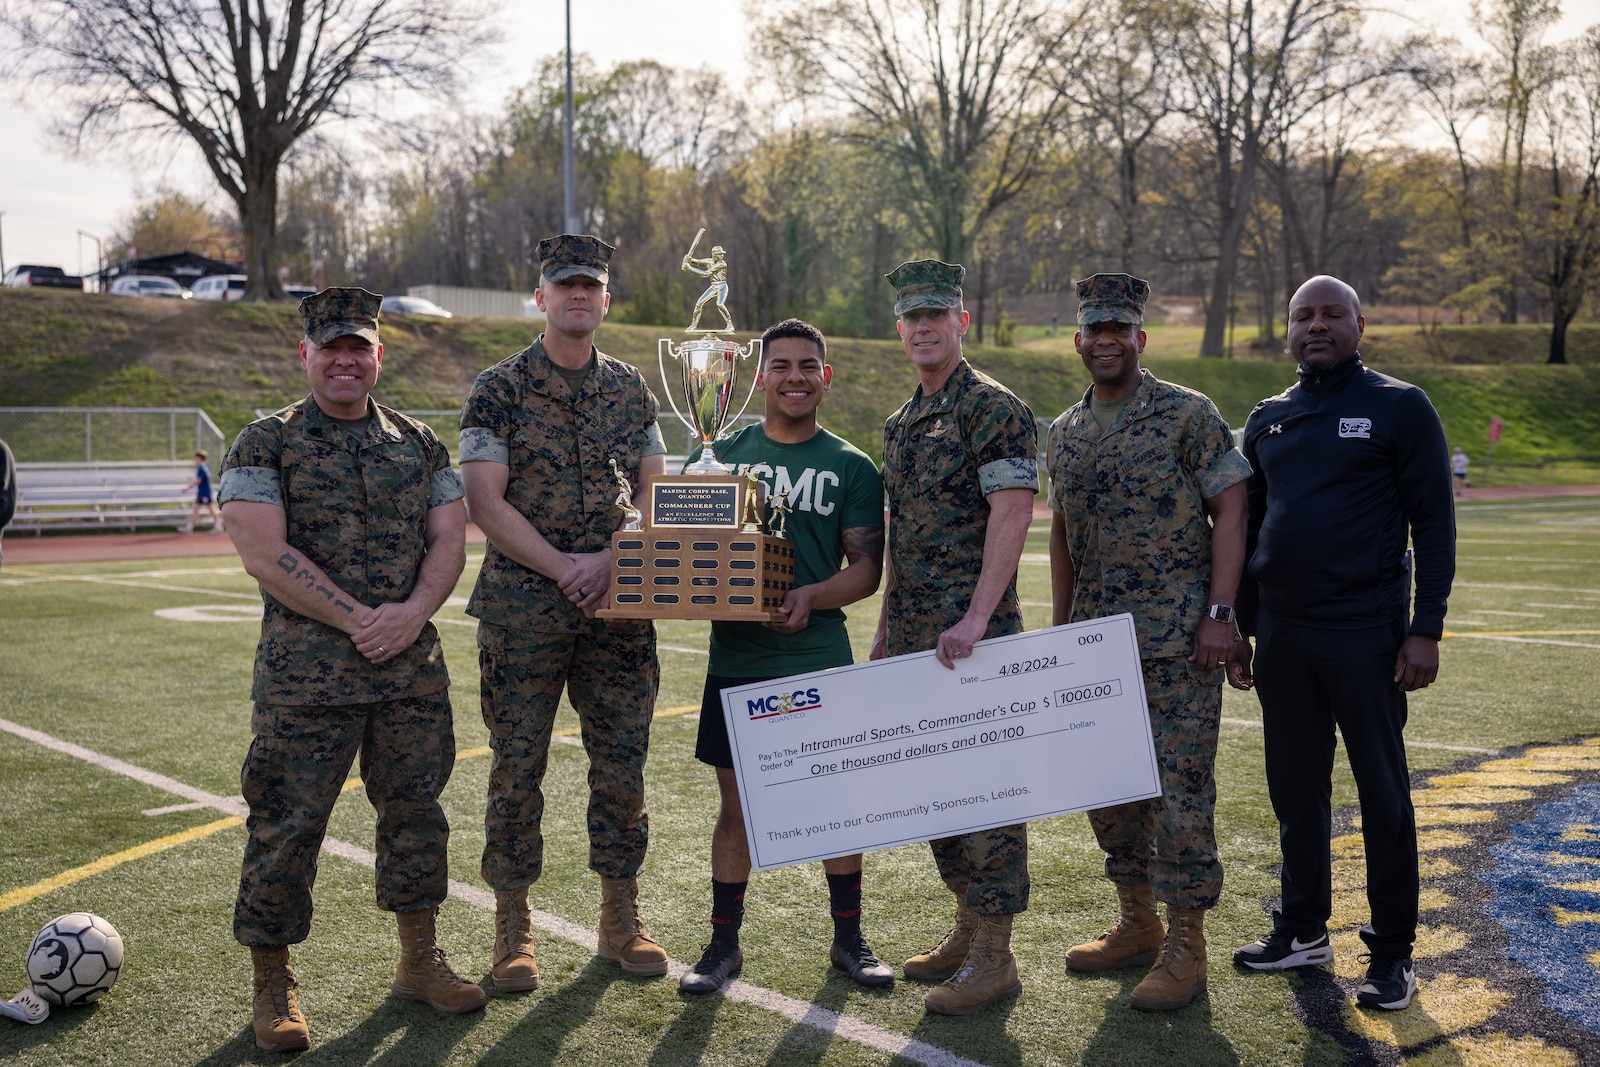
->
[3, 288, 1598, 483]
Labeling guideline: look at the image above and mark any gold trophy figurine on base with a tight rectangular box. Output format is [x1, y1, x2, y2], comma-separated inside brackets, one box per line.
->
[610, 459, 642, 532]
[596, 231, 795, 622]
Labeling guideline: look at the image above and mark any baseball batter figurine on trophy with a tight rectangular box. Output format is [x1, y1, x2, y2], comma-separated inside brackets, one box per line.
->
[596, 231, 796, 622]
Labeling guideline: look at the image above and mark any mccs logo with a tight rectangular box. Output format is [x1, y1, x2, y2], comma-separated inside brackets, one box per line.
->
[747, 687, 823, 720]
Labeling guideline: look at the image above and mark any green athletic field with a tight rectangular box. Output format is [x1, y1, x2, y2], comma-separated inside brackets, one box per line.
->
[1, 498, 1597, 1065]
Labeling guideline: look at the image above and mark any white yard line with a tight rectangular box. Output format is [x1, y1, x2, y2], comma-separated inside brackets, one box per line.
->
[71, 575, 261, 600]
[1456, 581, 1600, 594]
[1459, 556, 1600, 565]
[1450, 633, 1600, 651]
[1220, 717, 1500, 754]
[1523, 603, 1597, 610]
[1467, 610, 1545, 617]
[0, 715, 983, 1067]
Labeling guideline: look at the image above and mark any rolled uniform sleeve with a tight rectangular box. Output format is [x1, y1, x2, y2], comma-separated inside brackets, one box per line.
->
[425, 425, 465, 506]
[219, 422, 286, 506]
[1186, 399, 1251, 499]
[970, 394, 1039, 496]
[642, 420, 666, 458]
[219, 465, 284, 506]
[458, 427, 508, 465]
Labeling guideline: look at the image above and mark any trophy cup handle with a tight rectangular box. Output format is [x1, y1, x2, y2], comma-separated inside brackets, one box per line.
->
[658, 338, 699, 438]
[726, 339, 763, 428]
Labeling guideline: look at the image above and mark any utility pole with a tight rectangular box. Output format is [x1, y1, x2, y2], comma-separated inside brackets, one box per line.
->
[563, 0, 580, 235]
[77, 231, 103, 292]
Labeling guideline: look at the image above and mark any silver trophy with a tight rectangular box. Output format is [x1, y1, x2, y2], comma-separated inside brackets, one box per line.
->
[660, 228, 761, 474]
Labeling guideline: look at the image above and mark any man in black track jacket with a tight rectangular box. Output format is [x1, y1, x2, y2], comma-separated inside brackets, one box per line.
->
[1226, 275, 1455, 1013]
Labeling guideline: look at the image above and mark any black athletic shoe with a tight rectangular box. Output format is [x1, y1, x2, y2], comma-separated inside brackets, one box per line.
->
[679, 940, 743, 995]
[830, 934, 894, 988]
[1232, 926, 1334, 970]
[1355, 954, 1416, 1010]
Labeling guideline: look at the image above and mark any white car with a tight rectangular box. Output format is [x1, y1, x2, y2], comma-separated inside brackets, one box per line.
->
[381, 295, 453, 318]
[109, 275, 192, 299]
[191, 274, 248, 301]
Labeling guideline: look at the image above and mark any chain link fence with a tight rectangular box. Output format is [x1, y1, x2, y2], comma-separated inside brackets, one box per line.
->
[0, 408, 228, 466]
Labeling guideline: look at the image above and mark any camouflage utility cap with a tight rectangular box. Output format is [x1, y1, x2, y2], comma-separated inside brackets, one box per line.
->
[1075, 273, 1150, 325]
[887, 259, 964, 316]
[300, 287, 382, 346]
[539, 234, 615, 283]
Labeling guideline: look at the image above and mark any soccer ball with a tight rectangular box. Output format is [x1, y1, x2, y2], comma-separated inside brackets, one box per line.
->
[26, 913, 123, 1007]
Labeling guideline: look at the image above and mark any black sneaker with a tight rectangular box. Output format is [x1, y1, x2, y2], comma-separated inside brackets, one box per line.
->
[679, 940, 742, 995]
[830, 934, 894, 988]
[1355, 954, 1416, 1010]
[1233, 926, 1334, 969]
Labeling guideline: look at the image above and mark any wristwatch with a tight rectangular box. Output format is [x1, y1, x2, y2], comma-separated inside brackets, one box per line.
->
[1206, 604, 1236, 624]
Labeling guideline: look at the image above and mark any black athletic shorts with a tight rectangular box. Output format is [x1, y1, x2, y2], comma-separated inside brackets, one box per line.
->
[695, 671, 786, 769]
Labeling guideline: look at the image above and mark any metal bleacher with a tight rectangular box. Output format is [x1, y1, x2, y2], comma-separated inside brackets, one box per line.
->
[9, 461, 200, 534]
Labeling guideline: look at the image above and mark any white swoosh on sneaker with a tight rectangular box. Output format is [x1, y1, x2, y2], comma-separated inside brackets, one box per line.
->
[1290, 936, 1324, 952]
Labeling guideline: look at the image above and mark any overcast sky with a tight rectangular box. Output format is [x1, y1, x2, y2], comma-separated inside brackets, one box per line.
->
[2, 0, 1597, 274]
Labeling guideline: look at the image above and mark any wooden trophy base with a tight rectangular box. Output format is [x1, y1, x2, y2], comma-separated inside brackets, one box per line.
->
[595, 529, 797, 621]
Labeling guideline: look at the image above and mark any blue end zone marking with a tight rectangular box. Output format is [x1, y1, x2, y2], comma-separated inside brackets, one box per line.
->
[1483, 781, 1600, 1034]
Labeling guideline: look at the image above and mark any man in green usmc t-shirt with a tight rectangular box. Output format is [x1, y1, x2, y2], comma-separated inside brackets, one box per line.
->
[678, 318, 890, 995]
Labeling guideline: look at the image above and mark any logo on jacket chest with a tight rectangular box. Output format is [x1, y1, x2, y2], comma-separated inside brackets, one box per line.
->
[1338, 417, 1372, 439]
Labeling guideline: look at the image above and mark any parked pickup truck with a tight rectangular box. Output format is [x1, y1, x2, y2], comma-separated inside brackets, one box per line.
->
[2, 264, 84, 290]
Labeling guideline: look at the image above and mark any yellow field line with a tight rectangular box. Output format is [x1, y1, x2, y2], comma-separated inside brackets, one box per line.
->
[339, 705, 702, 792]
[0, 817, 242, 914]
[1443, 630, 1600, 638]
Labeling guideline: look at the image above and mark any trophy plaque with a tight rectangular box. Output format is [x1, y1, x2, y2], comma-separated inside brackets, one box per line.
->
[596, 231, 795, 622]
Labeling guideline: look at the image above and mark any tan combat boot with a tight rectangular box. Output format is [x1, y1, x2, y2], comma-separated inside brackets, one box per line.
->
[493, 888, 539, 991]
[923, 913, 1023, 1015]
[903, 902, 976, 982]
[1130, 905, 1208, 1011]
[250, 945, 309, 1053]
[1065, 881, 1165, 973]
[391, 906, 489, 1014]
[597, 877, 669, 976]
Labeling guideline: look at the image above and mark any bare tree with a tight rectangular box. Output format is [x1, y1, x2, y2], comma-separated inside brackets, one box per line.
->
[1411, 48, 1487, 250]
[1536, 28, 1600, 364]
[1475, 0, 1561, 322]
[1048, 0, 1188, 273]
[1176, 0, 1379, 357]
[755, 0, 1073, 265]
[2, 0, 494, 300]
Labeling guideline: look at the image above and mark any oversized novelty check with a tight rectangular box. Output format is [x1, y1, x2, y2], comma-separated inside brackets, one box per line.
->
[721, 614, 1160, 871]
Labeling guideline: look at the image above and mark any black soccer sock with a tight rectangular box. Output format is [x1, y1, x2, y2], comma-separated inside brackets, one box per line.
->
[710, 879, 746, 945]
[825, 870, 863, 943]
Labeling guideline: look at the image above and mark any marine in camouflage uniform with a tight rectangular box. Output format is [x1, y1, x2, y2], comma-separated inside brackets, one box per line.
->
[220, 286, 484, 1052]
[1048, 272, 1249, 1012]
[458, 234, 670, 986]
[874, 259, 1038, 1015]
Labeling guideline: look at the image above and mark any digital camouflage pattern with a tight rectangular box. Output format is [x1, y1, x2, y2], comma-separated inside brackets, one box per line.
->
[459, 338, 662, 634]
[298, 286, 382, 345]
[1088, 657, 1223, 908]
[219, 398, 458, 705]
[476, 622, 659, 889]
[882, 359, 1037, 654]
[886, 259, 965, 316]
[234, 694, 455, 946]
[882, 358, 1037, 915]
[1047, 370, 1251, 660]
[1048, 368, 1247, 910]
[538, 233, 615, 282]
[1074, 272, 1151, 325]
[929, 826, 1033, 916]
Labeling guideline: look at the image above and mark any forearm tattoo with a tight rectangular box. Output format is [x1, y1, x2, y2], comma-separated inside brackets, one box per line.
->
[276, 552, 356, 614]
[842, 527, 885, 567]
